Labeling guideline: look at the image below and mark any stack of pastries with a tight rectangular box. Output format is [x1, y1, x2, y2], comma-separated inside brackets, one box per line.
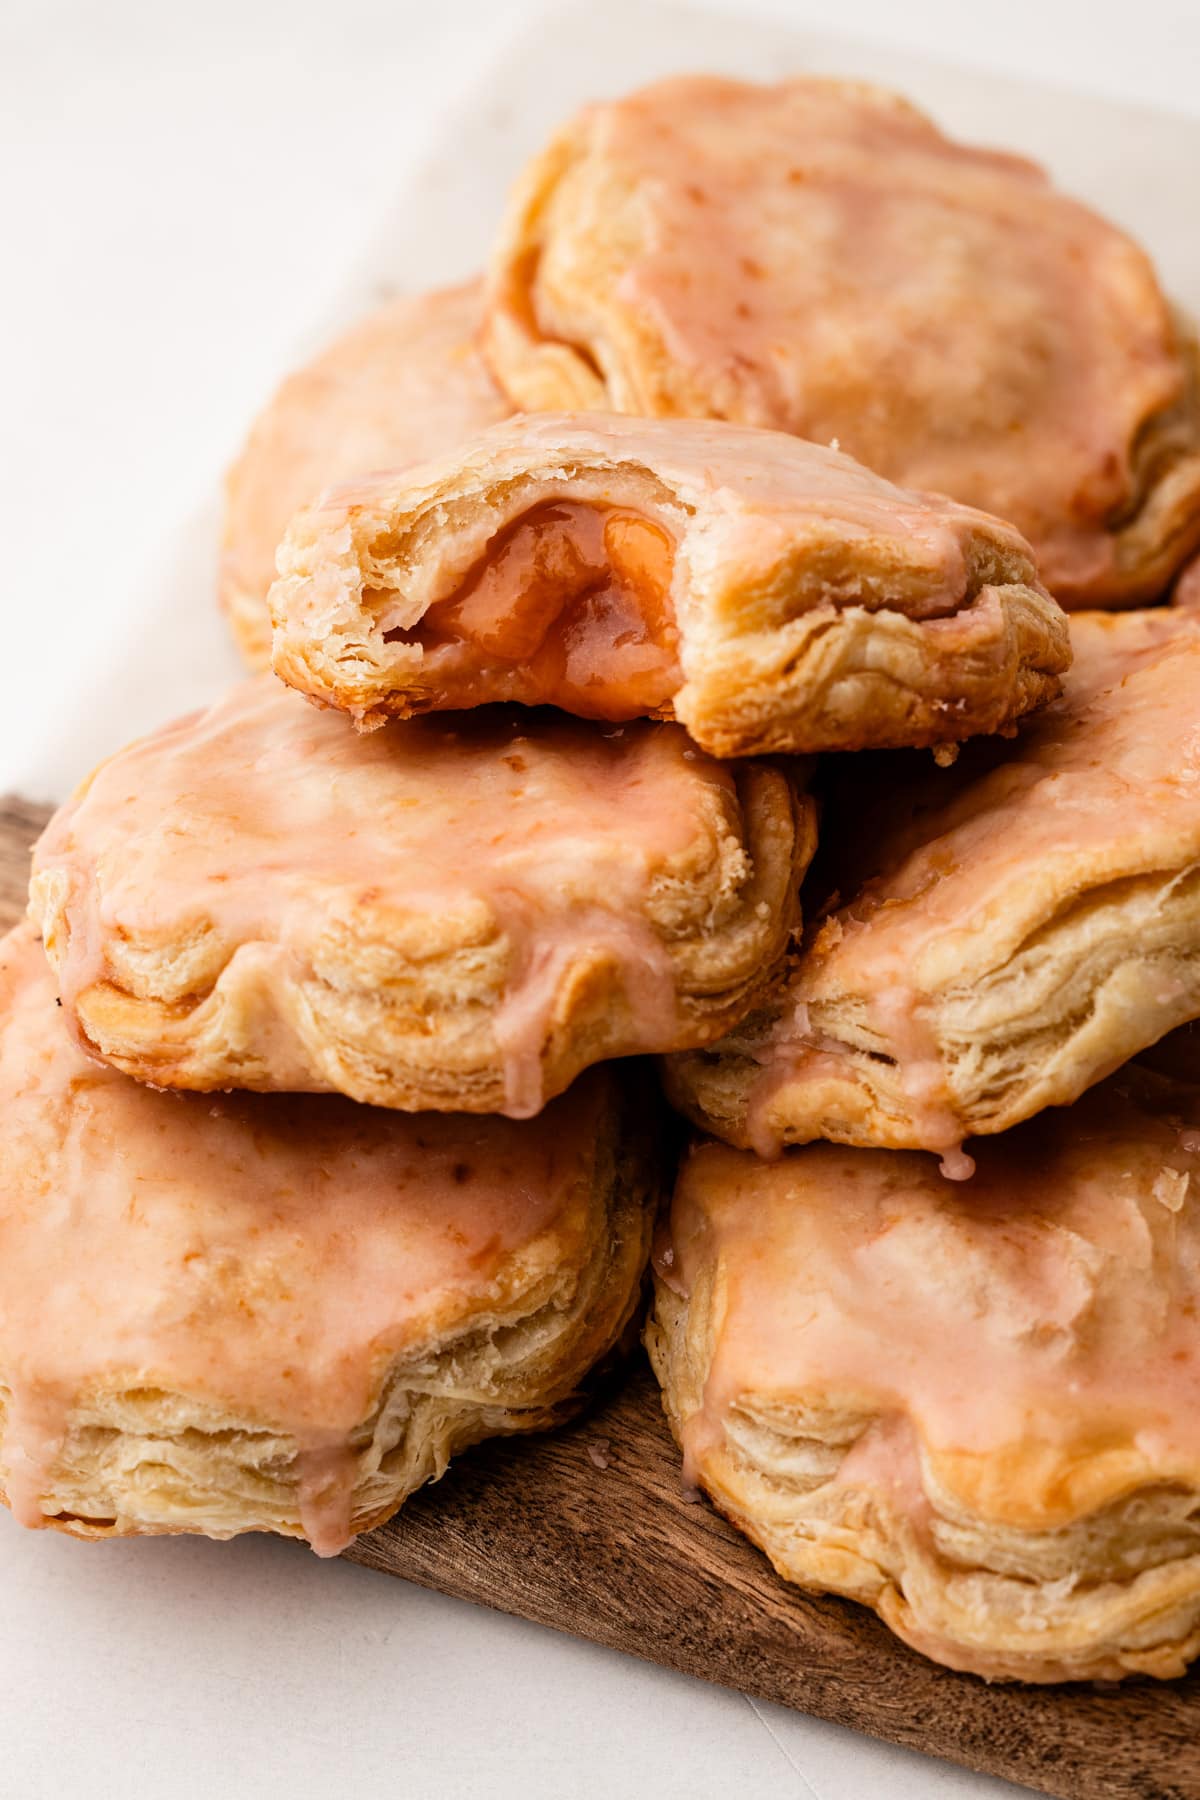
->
[9, 75, 1200, 1688]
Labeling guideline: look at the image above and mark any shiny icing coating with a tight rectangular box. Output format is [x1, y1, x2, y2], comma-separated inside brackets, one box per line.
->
[0, 924, 607, 1554]
[665, 1060, 1200, 1527]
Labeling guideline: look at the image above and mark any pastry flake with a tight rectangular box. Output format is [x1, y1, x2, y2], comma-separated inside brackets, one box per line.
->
[484, 76, 1200, 607]
[29, 676, 811, 1113]
[268, 411, 1068, 756]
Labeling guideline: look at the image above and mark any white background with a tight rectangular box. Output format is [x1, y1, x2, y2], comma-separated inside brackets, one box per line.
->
[3, 2, 1199, 1795]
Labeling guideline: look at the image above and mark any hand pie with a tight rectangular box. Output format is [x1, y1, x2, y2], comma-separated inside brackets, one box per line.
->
[647, 1055, 1200, 1682]
[0, 925, 653, 1553]
[484, 76, 1200, 608]
[268, 412, 1068, 757]
[29, 676, 810, 1114]
[221, 281, 511, 668]
[666, 608, 1200, 1162]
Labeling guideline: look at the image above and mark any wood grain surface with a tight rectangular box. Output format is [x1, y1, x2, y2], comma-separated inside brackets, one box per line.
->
[4, 792, 1198, 1800]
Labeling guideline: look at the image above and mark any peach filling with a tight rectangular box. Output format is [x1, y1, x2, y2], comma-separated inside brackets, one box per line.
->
[388, 502, 682, 718]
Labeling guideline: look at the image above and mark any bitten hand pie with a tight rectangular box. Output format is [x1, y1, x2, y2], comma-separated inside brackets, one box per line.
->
[0, 925, 653, 1554]
[268, 412, 1068, 757]
[29, 676, 810, 1114]
[484, 76, 1200, 608]
[221, 281, 511, 667]
[666, 607, 1200, 1165]
[647, 1055, 1200, 1682]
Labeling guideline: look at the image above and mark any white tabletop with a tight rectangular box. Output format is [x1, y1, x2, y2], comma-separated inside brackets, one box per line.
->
[3, 3, 1198, 1794]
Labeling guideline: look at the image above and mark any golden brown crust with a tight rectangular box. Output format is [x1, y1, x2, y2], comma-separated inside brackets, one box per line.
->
[666, 608, 1200, 1154]
[220, 281, 511, 669]
[0, 924, 656, 1550]
[28, 677, 813, 1113]
[269, 412, 1069, 756]
[484, 76, 1200, 608]
[648, 1060, 1200, 1682]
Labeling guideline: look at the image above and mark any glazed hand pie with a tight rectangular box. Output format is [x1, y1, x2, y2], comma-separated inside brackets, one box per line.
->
[29, 676, 810, 1114]
[666, 607, 1200, 1164]
[268, 412, 1068, 757]
[484, 76, 1200, 608]
[647, 1056, 1200, 1682]
[0, 924, 653, 1553]
[221, 281, 511, 668]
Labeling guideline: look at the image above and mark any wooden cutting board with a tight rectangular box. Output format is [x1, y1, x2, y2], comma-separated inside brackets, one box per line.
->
[4, 793, 1198, 1800]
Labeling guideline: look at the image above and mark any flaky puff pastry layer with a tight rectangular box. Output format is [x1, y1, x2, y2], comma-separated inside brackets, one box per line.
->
[666, 608, 1200, 1160]
[268, 412, 1068, 757]
[648, 1057, 1200, 1682]
[0, 925, 654, 1553]
[220, 281, 511, 668]
[28, 677, 811, 1115]
[484, 76, 1200, 608]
